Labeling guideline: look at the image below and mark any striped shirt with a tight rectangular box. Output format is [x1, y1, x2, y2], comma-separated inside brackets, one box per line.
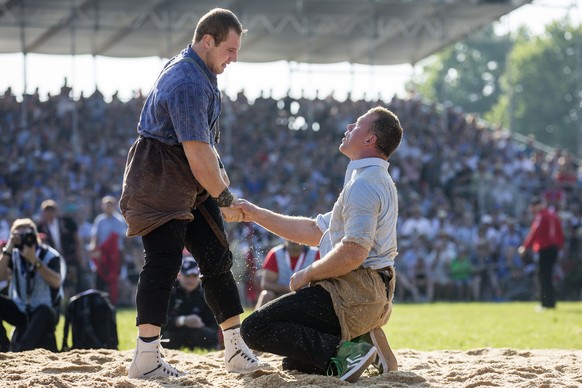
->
[137, 45, 221, 146]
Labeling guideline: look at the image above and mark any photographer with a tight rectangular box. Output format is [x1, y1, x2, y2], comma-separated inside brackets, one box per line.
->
[0, 218, 63, 352]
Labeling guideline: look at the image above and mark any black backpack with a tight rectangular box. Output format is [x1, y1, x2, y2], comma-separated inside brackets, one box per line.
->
[61, 289, 119, 351]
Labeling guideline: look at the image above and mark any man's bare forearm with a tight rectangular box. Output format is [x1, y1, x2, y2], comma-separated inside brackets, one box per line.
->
[183, 140, 228, 197]
[239, 201, 322, 247]
[306, 241, 367, 282]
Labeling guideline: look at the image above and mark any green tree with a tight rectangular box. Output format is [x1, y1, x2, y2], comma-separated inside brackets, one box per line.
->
[488, 20, 582, 152]
[410, 26, 510, 116]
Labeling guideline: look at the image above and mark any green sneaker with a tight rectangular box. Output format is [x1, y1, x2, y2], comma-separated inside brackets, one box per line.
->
[327, 341, 377, 383]
[353, 328, 398, 374]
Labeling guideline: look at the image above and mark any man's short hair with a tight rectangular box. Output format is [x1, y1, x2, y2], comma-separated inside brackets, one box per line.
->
[102, 196, 117, 205]
[369, 106, 403, 158]
[193, 8, 246, 45]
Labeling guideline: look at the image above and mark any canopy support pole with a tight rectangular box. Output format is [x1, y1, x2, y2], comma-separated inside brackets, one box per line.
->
[19, 0, 27, 128]
[70, 0, 81, 155]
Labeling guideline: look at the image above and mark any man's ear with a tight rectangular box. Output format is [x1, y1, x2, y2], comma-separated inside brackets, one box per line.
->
[202, 34, 214, 48]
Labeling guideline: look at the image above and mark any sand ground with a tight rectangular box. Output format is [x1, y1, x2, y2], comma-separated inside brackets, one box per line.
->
[1, 347, 581, 387]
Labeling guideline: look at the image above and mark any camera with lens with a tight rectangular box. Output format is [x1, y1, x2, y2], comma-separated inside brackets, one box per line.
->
[14, 231, 37, 250]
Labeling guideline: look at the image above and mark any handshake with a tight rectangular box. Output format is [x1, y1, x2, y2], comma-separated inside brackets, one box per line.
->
[219, 197, 256, 223]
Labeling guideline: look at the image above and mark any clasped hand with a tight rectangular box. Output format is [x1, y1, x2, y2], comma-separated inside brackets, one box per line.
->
[224, 199, 313, 290]
[219, 195, 244, 222]
[220, 198, 258, 223]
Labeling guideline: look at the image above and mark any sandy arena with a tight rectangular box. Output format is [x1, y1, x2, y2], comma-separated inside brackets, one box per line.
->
[0, 347, 580, 387]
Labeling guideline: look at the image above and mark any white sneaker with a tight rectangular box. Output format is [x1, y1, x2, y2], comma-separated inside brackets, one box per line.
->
[128, 337, 185, 379]
[223, 327, 263, 373]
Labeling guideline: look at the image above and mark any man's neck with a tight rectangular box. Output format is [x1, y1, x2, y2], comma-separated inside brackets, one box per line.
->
[191, 43, 207, 66]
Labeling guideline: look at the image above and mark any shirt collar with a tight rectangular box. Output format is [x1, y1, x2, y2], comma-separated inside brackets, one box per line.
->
[344, 157, 390, 186]
[183, 45, 218, 88]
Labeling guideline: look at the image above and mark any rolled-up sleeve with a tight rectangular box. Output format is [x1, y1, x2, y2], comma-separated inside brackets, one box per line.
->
[315, 211, 332, 233]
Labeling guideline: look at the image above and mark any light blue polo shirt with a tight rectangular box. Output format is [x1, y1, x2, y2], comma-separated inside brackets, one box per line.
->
[315, 158, 399, 269]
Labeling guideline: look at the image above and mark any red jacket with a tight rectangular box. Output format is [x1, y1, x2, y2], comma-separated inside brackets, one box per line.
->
[522, 208, 564, 252]
[93, 233, 120, 283]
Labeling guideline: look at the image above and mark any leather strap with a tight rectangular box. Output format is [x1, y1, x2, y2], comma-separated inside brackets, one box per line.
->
[197, 202, 229, 249]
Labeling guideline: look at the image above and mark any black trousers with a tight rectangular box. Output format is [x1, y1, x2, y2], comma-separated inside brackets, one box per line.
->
[241, 285, 341, 375]
[0, 295, 58, 352]
[538, 245, 558, 308]
[136, 198, 243, 327]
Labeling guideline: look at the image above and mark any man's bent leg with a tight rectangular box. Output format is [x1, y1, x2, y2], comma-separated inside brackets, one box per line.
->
[241, 285, 342, 374]
[242, 285, 378, 382]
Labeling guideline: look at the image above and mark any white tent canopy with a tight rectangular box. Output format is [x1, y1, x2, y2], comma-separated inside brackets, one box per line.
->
[0, 0, 531, 65]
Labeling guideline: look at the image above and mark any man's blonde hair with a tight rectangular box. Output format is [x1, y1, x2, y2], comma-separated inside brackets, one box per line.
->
[10, 218, 42, 245]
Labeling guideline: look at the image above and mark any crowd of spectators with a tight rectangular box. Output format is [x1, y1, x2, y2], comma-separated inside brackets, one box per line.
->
[1, 81, 581, 307]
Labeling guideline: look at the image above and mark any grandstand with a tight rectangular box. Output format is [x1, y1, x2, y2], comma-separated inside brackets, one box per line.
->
[0, 0, 532, 64]
[0, 0, 580, 304]
[1, 85, 580, 303]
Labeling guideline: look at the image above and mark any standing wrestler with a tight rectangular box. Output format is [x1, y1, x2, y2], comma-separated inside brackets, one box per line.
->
[120, 8, 261, 378]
